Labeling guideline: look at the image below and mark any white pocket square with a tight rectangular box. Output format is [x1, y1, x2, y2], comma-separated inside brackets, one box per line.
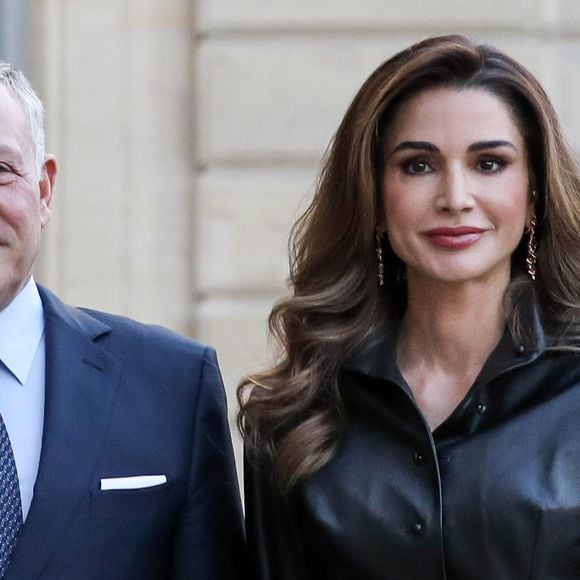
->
[100, 475, 167, 490]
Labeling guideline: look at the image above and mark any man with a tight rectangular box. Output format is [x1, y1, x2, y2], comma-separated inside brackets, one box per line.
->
[0, 62, 245, 579]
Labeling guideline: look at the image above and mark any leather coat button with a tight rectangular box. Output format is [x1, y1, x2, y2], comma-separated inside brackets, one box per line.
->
[412, 522, 423, 535]
[476, 403, 487, 415]
[413, 452, 424, 465]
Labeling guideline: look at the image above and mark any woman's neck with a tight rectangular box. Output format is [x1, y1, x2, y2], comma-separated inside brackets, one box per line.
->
[397, 273, 508, 377]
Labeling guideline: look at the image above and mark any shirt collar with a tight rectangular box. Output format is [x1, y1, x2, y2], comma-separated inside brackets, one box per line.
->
[343, 318, 404, 385]
[344, 287, 547, 384]
[0, 277, 45, 385]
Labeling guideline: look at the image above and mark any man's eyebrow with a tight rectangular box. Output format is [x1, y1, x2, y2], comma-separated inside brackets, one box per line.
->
[390, 141, 439, 154]
[0, 145, 22, 158]
[467, 140, 518, 152]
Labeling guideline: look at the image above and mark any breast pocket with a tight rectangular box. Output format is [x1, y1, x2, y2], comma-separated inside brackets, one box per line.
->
[90, 481, 175, 521]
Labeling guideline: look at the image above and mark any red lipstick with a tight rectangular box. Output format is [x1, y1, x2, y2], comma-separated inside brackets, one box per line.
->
[424, 226, 486, 249]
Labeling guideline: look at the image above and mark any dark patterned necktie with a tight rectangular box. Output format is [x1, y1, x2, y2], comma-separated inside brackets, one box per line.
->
[0, 414, 22, 578]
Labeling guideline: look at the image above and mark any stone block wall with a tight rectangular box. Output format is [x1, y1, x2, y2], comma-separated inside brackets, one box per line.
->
[31, 0, 195, 334]
[28, 1, 580, 462]
[193, 0, 580, 403]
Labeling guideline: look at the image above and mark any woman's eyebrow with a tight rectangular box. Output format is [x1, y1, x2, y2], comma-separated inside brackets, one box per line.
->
[390, 141, 439, 154]
[467, 140, 517, 152]
[389, 139, 518, 155]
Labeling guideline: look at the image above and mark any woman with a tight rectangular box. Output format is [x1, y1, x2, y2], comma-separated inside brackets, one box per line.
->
[238, 35, 580, 579]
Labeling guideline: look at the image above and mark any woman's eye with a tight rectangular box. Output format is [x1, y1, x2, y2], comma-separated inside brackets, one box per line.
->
[402, 159, 432, 175]
[478, 158, 505, 172]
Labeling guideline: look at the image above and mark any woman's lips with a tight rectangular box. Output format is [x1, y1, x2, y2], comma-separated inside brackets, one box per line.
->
[424, 227, 486, 249]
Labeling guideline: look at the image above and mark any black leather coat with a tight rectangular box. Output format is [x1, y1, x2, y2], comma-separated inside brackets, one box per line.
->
[245, 309, 580, 579]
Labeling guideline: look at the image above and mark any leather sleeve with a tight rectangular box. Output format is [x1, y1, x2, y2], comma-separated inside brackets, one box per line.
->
[245, 452, 310, 580]
[171, 347, 246, 579]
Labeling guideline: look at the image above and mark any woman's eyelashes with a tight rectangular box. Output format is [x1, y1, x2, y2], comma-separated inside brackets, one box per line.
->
[476, 156, 508, 173]
[397, 155, 509, 176]
[400, 157, 433, 175]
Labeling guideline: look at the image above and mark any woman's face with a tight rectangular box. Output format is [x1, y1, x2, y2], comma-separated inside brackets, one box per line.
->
[381, 87, 532, 288]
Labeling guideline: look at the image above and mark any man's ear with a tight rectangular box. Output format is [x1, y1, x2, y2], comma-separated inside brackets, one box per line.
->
[39, 155, 57, 228]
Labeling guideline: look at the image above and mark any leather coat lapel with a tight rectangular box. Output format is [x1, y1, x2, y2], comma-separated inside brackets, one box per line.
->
[6, 287, 121, 579]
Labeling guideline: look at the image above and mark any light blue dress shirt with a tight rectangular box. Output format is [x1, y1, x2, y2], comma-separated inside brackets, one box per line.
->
[0, 277, 45, 521]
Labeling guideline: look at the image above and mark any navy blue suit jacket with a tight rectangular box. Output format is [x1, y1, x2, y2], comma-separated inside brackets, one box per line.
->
[5, 286, 245, 579]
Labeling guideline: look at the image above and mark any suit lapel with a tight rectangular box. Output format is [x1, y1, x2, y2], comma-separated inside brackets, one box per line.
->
[6, 288, 121, 579]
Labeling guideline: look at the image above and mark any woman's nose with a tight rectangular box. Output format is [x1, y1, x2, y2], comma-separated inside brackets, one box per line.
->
[435, 166, 475, 213]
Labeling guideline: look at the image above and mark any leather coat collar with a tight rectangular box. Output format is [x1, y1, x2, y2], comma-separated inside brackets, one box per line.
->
[343, 288, 547, 387]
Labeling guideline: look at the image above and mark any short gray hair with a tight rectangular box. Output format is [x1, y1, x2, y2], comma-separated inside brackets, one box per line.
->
[0, 61, 46, 174]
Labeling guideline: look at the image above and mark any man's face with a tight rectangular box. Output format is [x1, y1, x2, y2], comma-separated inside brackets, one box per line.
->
[0, 84, 56, 310]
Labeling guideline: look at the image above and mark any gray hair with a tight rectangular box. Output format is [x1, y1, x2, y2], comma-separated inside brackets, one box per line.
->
[0, 61, 46, 175]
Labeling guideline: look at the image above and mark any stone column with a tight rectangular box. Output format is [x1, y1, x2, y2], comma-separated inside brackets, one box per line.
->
[31, 0, 195, 335]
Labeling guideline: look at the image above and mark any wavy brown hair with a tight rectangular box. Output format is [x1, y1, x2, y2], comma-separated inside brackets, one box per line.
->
[238, 34, 580, 491]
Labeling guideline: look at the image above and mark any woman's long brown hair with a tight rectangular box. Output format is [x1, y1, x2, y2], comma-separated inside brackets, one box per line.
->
[238, 35, 580, 492]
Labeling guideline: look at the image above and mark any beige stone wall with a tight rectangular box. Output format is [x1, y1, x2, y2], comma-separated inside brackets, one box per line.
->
[28, 1, 580, 462]
[31, 0, 195, 334]
[194, 0, 580, 402]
